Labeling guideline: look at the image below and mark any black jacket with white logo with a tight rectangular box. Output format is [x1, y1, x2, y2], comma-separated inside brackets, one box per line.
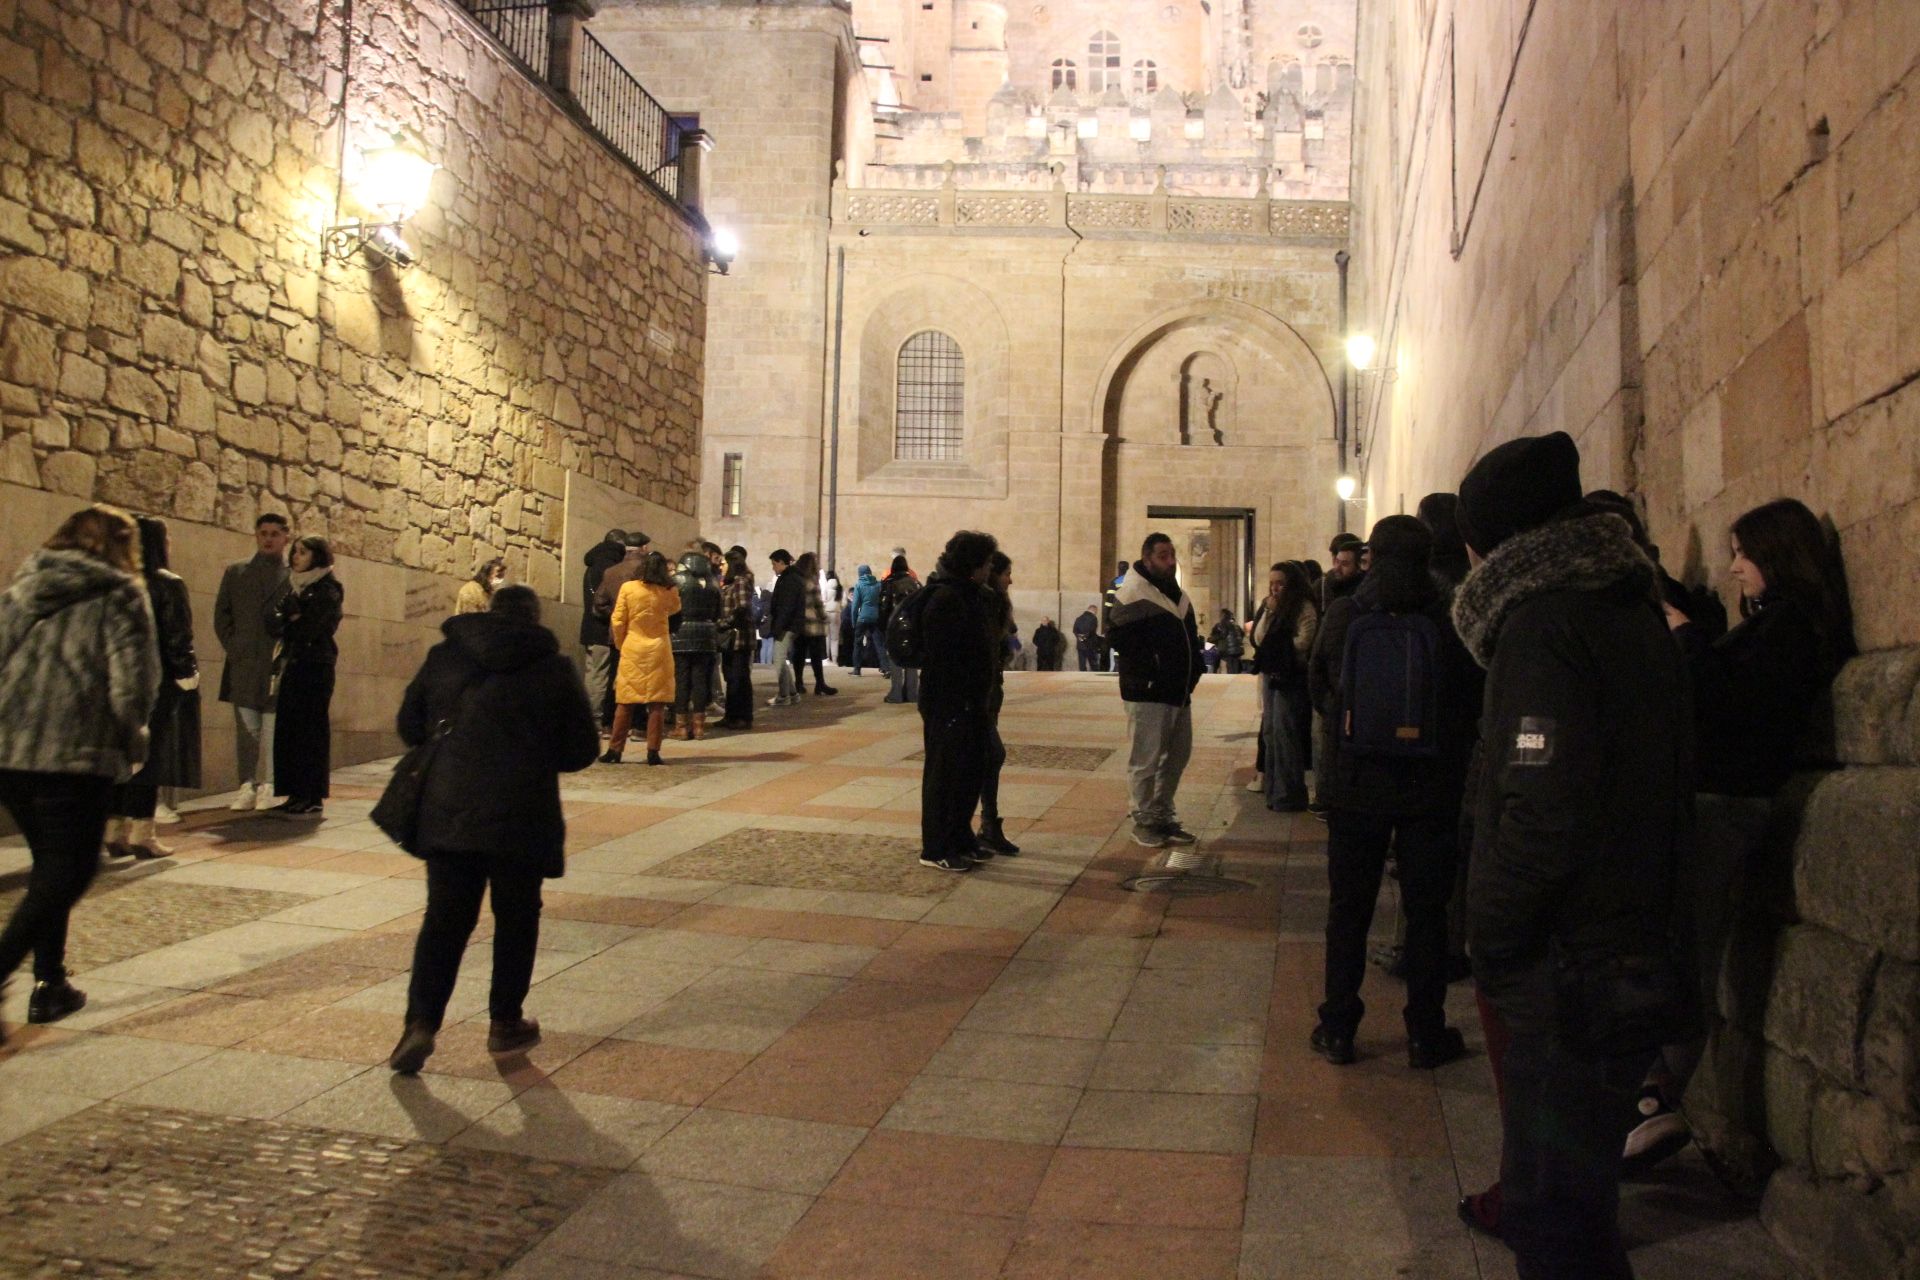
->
[1452, 512, 1692, 1028]
[1107, 562, 1202, 707]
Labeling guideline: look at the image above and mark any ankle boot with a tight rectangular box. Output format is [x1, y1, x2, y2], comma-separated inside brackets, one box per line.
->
[691, 713, 706, 741]
[102, 816, 134, 858]
[127, 818, 173, 860]
[27, 973, 86, 1024]
[388, 1022, 436, 1073]
[979, 817, 1020, 856]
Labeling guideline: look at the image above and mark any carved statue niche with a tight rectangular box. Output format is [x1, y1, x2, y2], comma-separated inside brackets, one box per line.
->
[1178, 351, 1232, 446]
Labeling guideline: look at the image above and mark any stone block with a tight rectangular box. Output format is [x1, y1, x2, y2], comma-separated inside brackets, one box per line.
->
[0, 257, 91, 327]
[0, 432, 35, 485]
[106, 366, 167, 421]
[1828, 649, 1920, 766]
[57, 353, 103, 401]
[1, 315, 58, 389]
[38, 449, 94, 497]
[1865, 958, 1920, 1119]
[140, 313, 198, 366]
[1763, 924, 1875, 1085]
[1762, 1045, 1819, 1169]
[1810, 1085, 1919, 1181]
[231, 363, 266, 406]
[1760, 1168, 1916, 1280]
[1793, 767, 1920, 961]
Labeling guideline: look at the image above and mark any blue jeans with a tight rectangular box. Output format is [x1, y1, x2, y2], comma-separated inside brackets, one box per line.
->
[853, 623, 889, 676]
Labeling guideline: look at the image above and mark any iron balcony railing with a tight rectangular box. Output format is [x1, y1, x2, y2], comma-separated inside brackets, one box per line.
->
[449, 1, 694, 213]
[462, 1, 549, 81]
[575, 28, 684, 199]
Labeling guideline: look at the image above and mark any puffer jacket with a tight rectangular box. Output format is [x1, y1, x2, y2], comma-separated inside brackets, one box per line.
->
[1107, 561, 1202, 706]
[397, 611, 600, 876]
[671, 552, 723, 654]
[850, 565, 883, 625]
[1452, 511, 1692, 1029]
[0, 549, 160, 779]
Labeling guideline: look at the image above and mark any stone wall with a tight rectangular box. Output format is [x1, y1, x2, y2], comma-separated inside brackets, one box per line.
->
[1348, 0, 1920, 1271]
[0, 0, 707, 783]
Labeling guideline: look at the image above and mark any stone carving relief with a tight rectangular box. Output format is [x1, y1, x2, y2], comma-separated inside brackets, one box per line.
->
[1169, 200, 1259, 234]
[845, 194, 941, 224]
[1179, 351, 1232, 445]
[1068, 196, 1152, 228]
[956, 195, 1050, 225]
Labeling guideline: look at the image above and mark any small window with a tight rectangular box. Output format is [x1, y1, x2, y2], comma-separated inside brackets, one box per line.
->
[1132, 59, 1158, 93]
[921, 73, 933, 82]
[721, 453, 744, 517]
[894, 331, 964, 462]
[1050, 58, 1076, 90]
[1087, 30, 1121, 93]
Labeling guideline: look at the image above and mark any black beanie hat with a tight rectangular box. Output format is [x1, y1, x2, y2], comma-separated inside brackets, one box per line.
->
[1366, 514, 1433, 566]
[1456, 432, 1583, 556]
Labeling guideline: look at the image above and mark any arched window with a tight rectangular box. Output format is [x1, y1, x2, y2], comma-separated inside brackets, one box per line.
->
[1050, 58, 1077, 90]
[1131, 59, 1158, 93]
[1087, 31, 1121, 93]
[895, 331, 964, 461]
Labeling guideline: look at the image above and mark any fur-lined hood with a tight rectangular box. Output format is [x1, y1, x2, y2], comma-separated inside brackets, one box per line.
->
[1451, 513, 1654, 667]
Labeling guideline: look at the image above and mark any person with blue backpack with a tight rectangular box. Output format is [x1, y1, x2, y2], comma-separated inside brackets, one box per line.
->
[1307, 515, 1482, 1070]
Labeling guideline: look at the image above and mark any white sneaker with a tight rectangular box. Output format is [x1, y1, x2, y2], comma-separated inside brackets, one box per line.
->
[228, 783, 258, 811]
[1244, 776, 1264, 793]
[153, 802, 181, 825]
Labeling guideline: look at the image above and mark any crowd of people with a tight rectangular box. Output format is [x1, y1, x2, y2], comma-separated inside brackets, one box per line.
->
[0, 430, 1856, 1278]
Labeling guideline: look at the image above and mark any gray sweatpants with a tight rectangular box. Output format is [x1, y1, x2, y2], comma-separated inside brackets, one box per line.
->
[1125, 700, 1192, 827]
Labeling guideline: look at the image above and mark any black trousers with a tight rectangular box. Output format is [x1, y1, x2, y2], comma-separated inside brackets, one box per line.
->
[979, 720, 1007, 824]
[109, 781, 159, 819]
[920, 705, 987, 859]
[1501, 1028, 1655, 1279]
[273, 661, 335, 800]
[674, 651, 715, 716]
[791, 636, 828, 690]
[723, 646, 754, 723]
[405, 852, 545, 1030]
[0, 770, 110, 983]
[1320, 810, 1456, 1041]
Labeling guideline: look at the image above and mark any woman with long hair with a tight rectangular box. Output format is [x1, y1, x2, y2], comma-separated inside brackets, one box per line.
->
[1249, 561, 1318, 811]
[1628, 497, 1857, 1172]
[456, 556, 506, 615]
[268, 535, 344, 816]
[603, 551, 680, 765]
[974, 550, 1020, 857]
[104, 516, 201, 859]
[791, 552, 837, 696]
[0, 505, 159, 1038]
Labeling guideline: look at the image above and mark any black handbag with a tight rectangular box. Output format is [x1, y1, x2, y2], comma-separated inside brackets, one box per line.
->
[371, 676, 485, 854]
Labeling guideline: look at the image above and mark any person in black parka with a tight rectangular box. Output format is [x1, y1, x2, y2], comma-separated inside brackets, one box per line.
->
[388, 586, 601, 1074]
[268, 536, 344, 815]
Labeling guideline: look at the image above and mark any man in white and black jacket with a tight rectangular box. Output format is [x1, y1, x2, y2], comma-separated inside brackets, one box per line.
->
[1107, 532, 1203, 848]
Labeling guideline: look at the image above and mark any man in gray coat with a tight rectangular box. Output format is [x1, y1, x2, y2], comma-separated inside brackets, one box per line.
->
[214, 513, 290, 810]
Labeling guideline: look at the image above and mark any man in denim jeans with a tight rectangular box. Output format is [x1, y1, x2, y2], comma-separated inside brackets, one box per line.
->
[765, 549, 802, 707]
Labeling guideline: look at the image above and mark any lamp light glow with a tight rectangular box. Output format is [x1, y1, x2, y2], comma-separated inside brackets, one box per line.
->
[1344, 333, 1376, 371]
[708, 226, 739, 275]
[1335, 474, 1358, 502]
[356, 139, 436, 220]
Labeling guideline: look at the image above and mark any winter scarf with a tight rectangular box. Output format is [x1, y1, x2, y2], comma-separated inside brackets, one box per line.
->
[1451, 512, 1653, 668]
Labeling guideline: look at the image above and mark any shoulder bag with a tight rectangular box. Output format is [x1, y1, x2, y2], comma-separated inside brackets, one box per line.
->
[371, 673, 487, 854]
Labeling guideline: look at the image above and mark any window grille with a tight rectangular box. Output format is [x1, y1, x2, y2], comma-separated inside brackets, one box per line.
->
[894, 331, 964, 461]
[1087, 31, 1121, 93]
[1050, 58, 1077, 90]
[721, 453, 743, 516]
[1132, 59, 1158, 93]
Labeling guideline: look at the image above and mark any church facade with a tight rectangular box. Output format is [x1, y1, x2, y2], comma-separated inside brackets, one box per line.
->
[594, 0, 1357, 622]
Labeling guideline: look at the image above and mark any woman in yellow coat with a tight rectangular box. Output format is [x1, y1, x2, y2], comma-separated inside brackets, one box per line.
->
[602, 552, 680, 765]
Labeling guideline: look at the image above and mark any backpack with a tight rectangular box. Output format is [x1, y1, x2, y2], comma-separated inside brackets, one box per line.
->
[1337, 608, 1442, 759]
[877, 574, 918, 627]
[884, 579, 938, 669]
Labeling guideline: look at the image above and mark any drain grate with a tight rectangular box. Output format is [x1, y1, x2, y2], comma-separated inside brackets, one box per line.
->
[1120, 847, 1256, 897]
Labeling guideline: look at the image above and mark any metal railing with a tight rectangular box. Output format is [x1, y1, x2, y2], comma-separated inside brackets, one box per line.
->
[574, 28, 683, 199]
[461, 1, 549, 80]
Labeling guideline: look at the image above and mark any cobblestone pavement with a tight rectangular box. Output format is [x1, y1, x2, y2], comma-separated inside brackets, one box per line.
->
[0, 670, 1796, 1279]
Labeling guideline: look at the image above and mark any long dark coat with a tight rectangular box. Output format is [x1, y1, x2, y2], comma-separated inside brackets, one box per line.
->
[143, 569, 202, 788]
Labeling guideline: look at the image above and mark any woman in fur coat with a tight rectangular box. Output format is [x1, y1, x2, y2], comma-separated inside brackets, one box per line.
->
[268, 536, 344, 815]
[0, 505, 160, 1039]
[105, 516, 201, 859]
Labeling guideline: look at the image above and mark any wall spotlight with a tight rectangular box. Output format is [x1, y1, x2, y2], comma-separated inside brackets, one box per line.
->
[323, 134, 437, 269]
[1335, 474, 1358, 502]
[1344, 333, 1376, 371]
[708, 225, 739, 275]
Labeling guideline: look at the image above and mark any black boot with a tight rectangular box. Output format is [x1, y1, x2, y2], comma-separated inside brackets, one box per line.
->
[978, 817, 1020, 856]
[27, 974, 87, 1024]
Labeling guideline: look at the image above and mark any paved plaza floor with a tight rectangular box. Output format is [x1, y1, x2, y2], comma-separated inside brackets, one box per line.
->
[0, 670, 1794, 1279]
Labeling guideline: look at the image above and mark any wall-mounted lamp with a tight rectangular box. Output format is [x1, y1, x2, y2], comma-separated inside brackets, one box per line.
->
[324, 136, 437, 269]
[1344, 332, 1398, 382]
[1334, 474, 1359, 502]
[707, 226, 739, 276]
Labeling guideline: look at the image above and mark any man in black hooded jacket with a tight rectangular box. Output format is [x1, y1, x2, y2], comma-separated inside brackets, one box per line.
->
[915, 531, 1000, 872]
[1451, 431, 1693, 1280]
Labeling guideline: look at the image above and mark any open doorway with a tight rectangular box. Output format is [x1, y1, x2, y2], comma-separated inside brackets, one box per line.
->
[1145, 506, 1255, 629]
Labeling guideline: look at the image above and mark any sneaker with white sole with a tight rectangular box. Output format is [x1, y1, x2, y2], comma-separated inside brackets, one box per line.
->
[153, 802, 182, 825]
[919, 853, 977, 873]
[1131, 822, 1167, 848]
[1244, 777, 1264, 793]
[228, 783, 259, 811]
[1622, 1089, 1691, 1175]
[1158, 822, 1197, 845]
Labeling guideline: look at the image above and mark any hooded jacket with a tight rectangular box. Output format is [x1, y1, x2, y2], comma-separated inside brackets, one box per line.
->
[397, 611, 600, 876]
[0, 549, 160, 779]
[849, 565, 883, 626]
[1451, 512, 1692, 1026]
[1107, 561, 1202, 706]
[580, 539, 627, 645]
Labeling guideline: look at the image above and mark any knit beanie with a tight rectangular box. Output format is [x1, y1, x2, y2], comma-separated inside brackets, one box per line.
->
[1456, 432, 1583, 556]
